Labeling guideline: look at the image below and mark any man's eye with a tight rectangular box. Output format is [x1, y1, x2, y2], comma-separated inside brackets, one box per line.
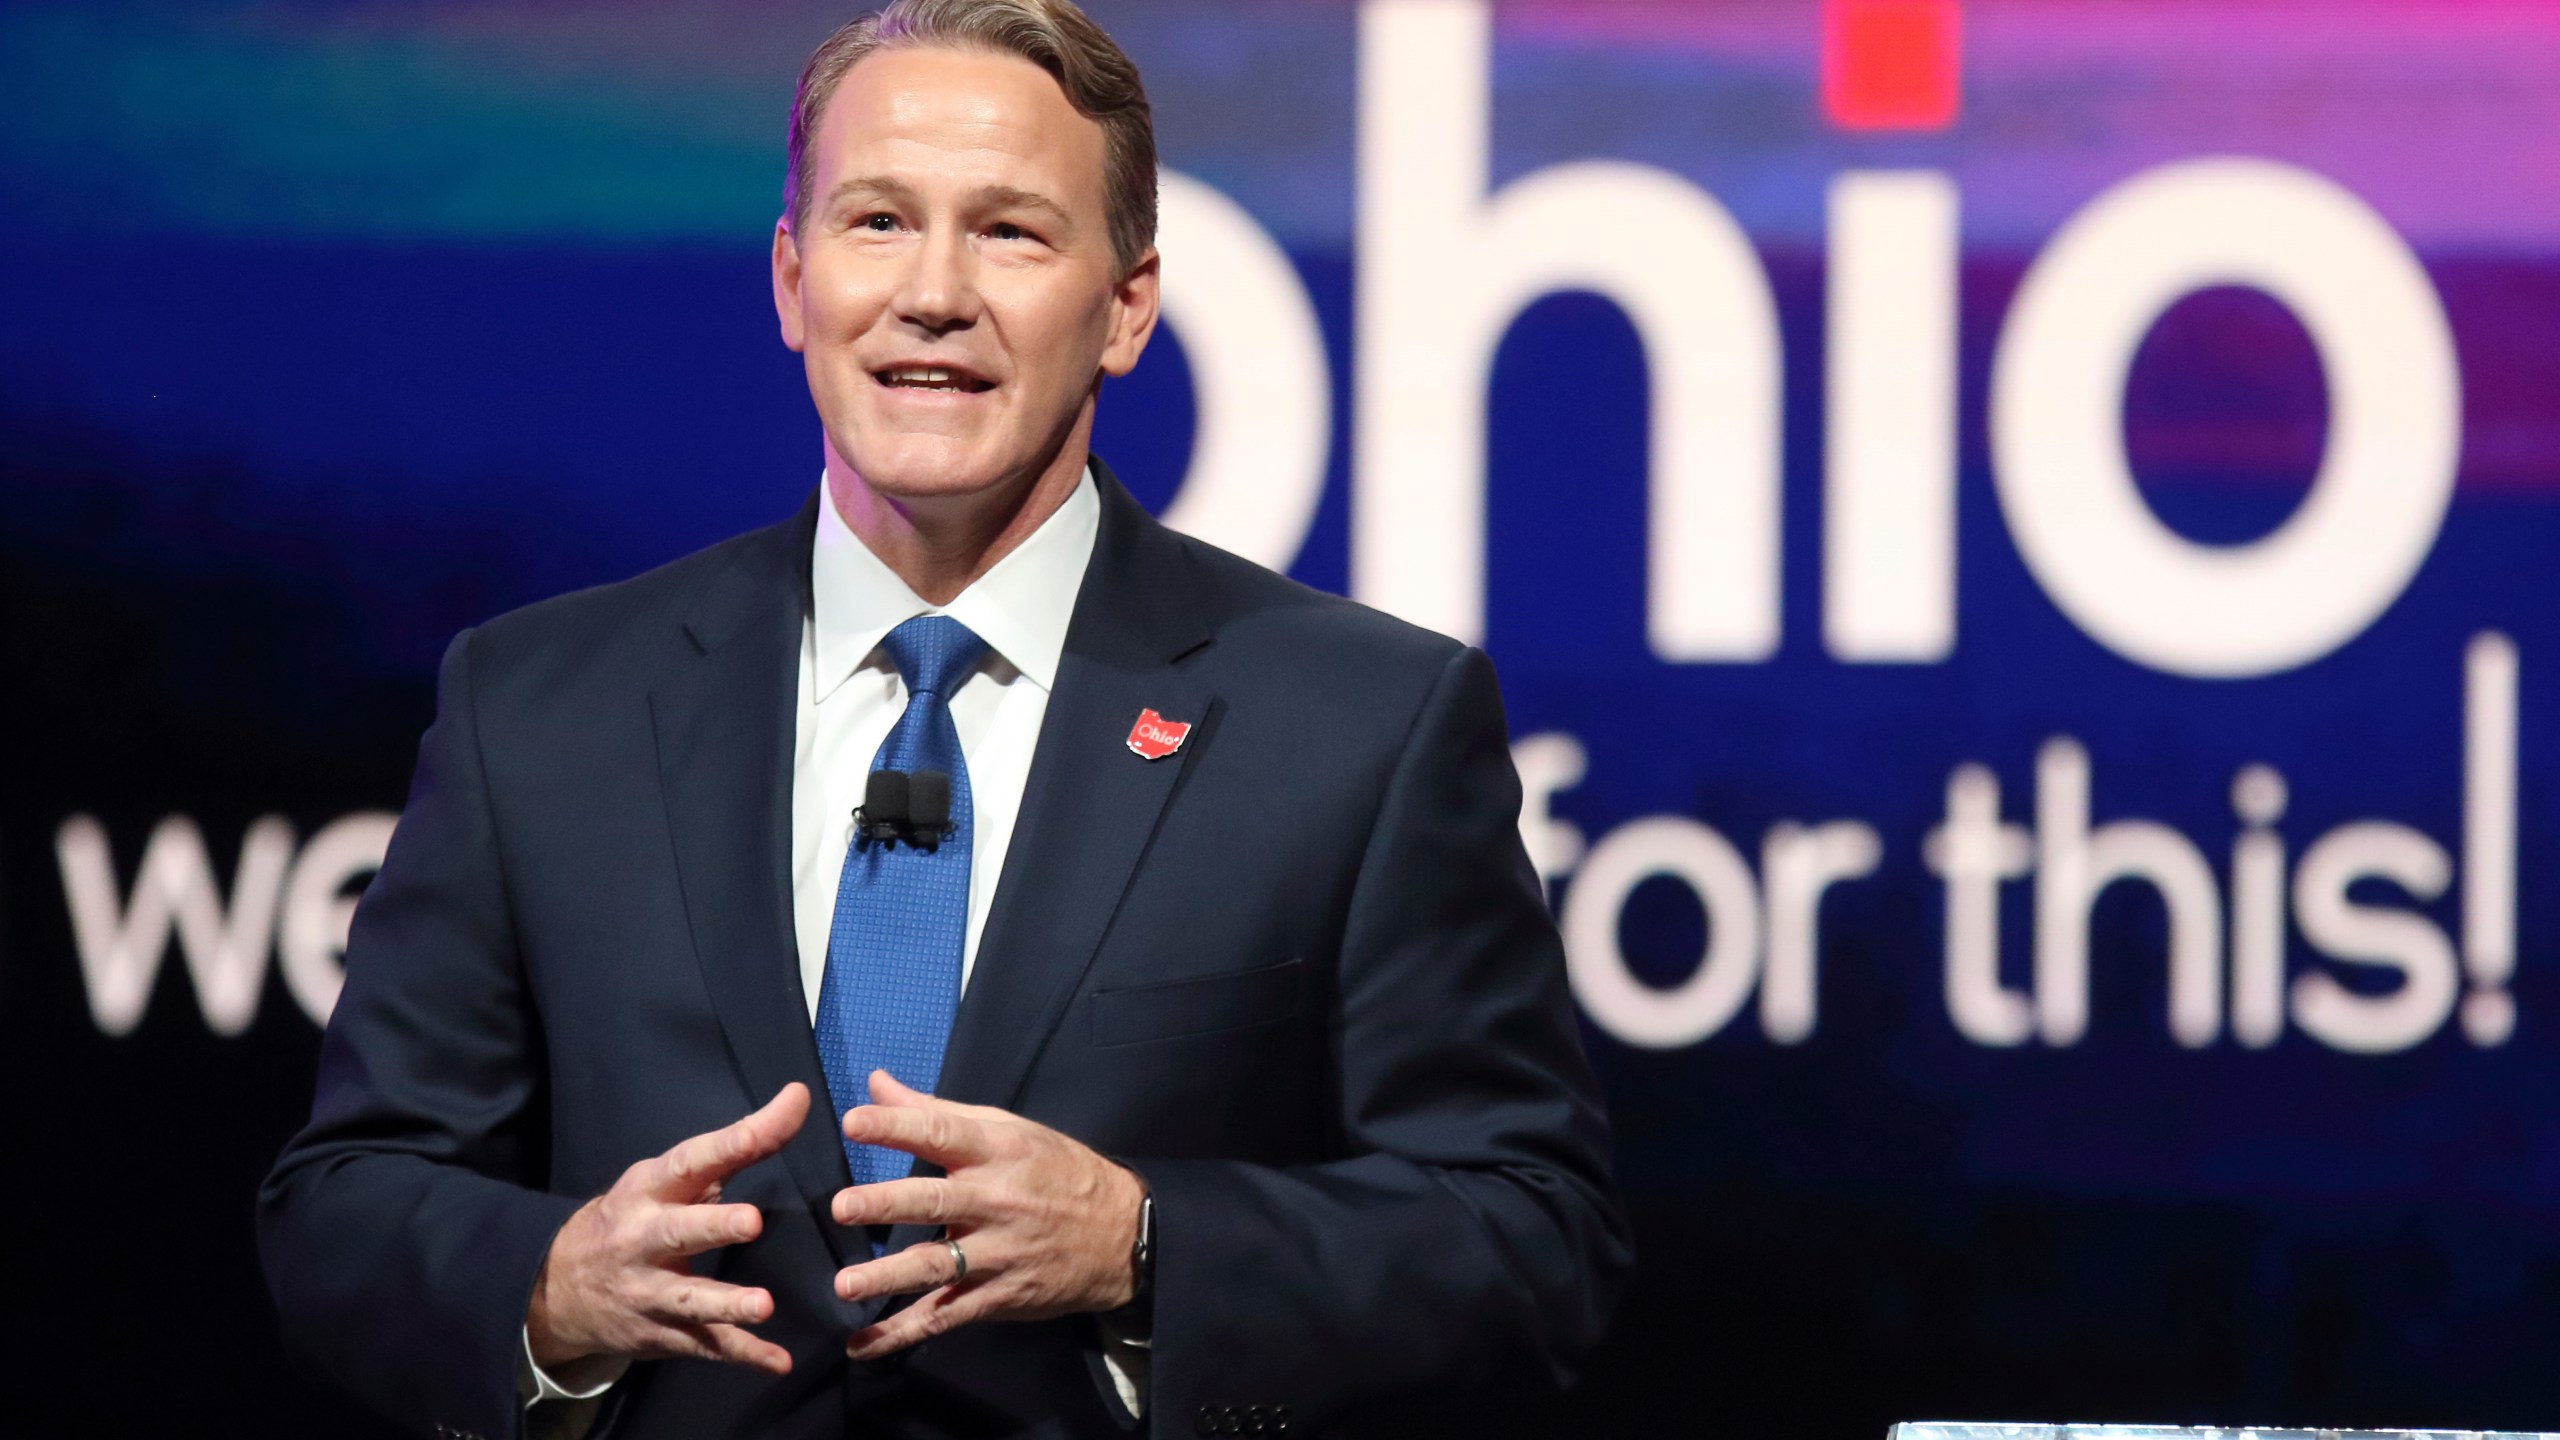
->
[860, 213, 897, 232]
[989, 222, 1028, 242]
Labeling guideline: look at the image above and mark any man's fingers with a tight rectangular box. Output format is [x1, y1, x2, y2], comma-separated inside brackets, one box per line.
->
[648, 1274, 776, 1327]
[649, 1321, 793, 1375]
[846, 1282, 990, 1361]
[865, 1068, 931, 1106]
[833, 1234, 971, 1303]
[840, 1098, 989, 1168]
[866, 1068, 1010, 1124]
[831, 1175, 969, 1228]
[652, 1118, 762, 1201]
[698, 1322, 793, 1375]
[643, 1200, 765, 1258]
[749, 1080, 813, 1139]
[652, 1084, 810, 1199]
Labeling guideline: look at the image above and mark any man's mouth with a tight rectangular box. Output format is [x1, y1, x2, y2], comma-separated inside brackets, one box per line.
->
[873, 365, 995, 393]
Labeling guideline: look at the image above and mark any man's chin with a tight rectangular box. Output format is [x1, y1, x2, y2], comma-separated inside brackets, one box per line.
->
[832, 447, 1030, 510]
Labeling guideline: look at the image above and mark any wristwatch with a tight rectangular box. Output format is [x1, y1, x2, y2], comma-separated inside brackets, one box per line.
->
[1126, 1191, 1156, 1305]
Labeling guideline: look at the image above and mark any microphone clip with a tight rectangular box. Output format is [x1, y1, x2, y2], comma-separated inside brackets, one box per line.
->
[852, 769, 956, 853]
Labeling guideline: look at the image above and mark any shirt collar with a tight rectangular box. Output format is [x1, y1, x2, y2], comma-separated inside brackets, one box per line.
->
[810, 465, 1099, 704]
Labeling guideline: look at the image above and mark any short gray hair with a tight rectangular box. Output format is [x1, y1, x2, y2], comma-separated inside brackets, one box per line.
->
[783, 0, 1159, 275]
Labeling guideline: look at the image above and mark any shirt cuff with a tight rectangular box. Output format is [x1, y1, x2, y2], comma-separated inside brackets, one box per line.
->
[1097, 1310, 1152, 1418]
[518, 1325, 627, 1408]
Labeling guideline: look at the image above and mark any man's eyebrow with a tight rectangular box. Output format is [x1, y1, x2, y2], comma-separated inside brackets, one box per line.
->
[824, 175, 915, 210]
[817, 179, 1076, 233]
[973, 185, 1074, 226]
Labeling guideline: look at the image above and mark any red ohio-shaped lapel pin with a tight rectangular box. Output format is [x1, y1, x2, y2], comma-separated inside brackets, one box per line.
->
[1125, 707, 1191, 761]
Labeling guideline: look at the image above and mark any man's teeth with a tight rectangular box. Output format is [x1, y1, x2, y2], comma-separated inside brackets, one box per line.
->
[883, 367, 966, 388]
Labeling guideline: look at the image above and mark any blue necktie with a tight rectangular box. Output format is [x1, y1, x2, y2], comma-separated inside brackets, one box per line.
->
[815, 615, 989, 1188]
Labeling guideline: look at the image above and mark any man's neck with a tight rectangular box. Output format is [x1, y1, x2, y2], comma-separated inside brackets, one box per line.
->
[825, 441, 1089, 607]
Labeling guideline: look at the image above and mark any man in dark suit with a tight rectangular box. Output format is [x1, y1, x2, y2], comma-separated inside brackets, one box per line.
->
[258, 3, 1628, 1437]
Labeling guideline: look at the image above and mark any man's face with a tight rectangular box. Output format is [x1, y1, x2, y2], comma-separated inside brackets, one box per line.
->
[773, 45, 1157, 509]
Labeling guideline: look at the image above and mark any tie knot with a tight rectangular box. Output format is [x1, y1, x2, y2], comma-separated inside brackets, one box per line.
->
[882, 615, 989, 700]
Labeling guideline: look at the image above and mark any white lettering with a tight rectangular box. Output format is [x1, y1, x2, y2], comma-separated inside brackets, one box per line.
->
[1924, 764, 2035, 1046]
[1511, 731, 1589, 892]
[1355, 0, 1782, 657]
[2033, 738, 2224, 1047]
[2291, 822, 2460, 1054]
[2228, 764, 2290, 1048]
[2462, 631, 2518, 1045]
[1561, 816, 1763, 1048]
[1990, 157, 2461, 677]
[1759, 820, 1883, 1044]
[59, 814, 294, 1037]
[1153, 170, 1332, 573]
[277, 812, 397, 1027]
[1825, 170, 1960, 662]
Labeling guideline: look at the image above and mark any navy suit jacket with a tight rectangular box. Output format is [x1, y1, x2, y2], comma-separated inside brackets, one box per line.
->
[258, 467, 1630, 1440]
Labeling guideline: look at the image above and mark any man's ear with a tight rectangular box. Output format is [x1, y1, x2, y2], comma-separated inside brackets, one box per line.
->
[1098, 246, 1161, 378]
[772, 219, 808, 353]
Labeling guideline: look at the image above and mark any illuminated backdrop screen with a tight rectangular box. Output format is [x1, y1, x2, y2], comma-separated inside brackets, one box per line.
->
[4, 1, 2555, 1433]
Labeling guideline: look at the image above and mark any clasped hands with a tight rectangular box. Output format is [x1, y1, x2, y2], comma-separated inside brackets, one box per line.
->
[525, 1077, 1145, 1378]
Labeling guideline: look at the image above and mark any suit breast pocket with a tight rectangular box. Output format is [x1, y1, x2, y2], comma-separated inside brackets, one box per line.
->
[1089, 958, 1307, 1048]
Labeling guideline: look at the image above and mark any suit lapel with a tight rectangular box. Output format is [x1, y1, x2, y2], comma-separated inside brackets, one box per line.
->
[933, 471, 1219, 1115]
[659, 474, 1223, 1272]
[649, 493, 860, 1268]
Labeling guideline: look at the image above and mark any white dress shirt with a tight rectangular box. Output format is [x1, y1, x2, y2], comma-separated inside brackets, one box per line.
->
[527, 469, 1148, 1420]
[789, 466, 1097, 1011]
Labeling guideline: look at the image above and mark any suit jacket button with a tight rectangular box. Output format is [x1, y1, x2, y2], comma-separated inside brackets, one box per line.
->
[1270, 1404, 1290, 1433]
[1246, 1405, 1270, 1433]
[1223, 1407, 1245, 1435]
[1195, 1405, 1219, 1437]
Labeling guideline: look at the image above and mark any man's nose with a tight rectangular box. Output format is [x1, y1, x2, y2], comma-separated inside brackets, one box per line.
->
[892, 227, 983, 335]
